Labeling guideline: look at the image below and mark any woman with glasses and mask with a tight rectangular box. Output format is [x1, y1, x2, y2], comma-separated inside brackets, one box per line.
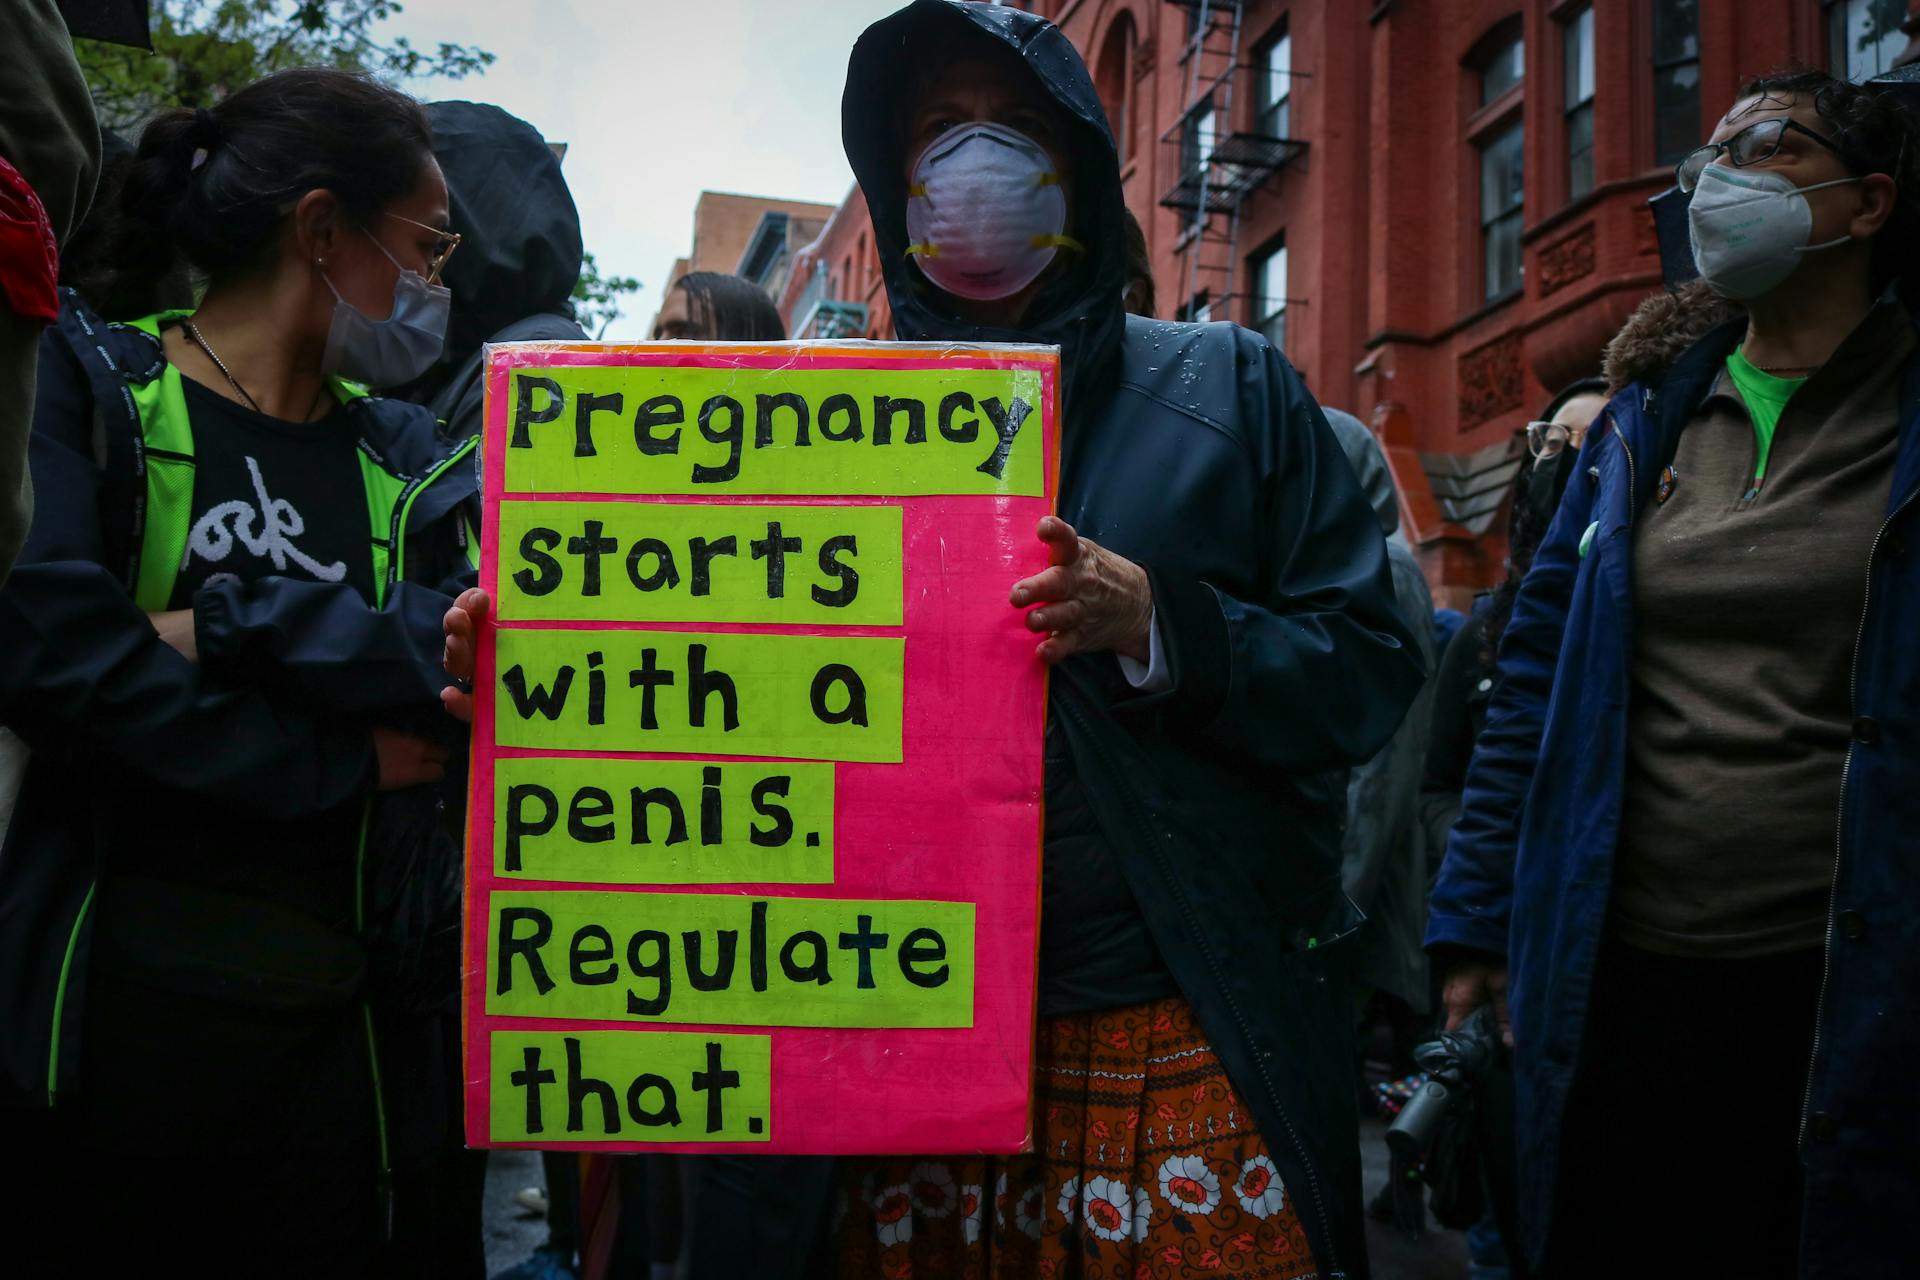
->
[2, 69, 480, 1273]
[1429, 70, 1920, 1277]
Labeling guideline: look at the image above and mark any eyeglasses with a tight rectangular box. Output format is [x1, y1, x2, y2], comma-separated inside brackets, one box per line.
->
[383, 211, 462, 285]
[1674, 117, 1846, 193]
[1525, 420, 1573, 461]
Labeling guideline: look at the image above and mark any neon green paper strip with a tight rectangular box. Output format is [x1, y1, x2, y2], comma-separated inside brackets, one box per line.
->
[489, 1029, 771, 1143]
[494, 758, 834, 885]
[487, 889, 975, 1028]
[495, 501, 903, 626]
[493, 629, 904, 763]
[499, 365, 1044, 497]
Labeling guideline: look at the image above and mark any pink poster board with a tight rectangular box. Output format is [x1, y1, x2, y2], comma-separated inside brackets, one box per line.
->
[463, 341, 1058, 1154]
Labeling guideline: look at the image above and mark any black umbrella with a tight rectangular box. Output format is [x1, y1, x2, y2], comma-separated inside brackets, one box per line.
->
[57, 0, 151, 50]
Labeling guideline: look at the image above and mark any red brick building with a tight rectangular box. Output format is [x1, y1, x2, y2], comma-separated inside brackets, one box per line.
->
[779, 0, 1919, 602]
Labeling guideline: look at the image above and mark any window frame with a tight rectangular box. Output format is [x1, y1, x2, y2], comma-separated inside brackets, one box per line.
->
[1255, 21, 1294, 140]
[1464, 19, 1527, 308]
[1251, 237, 1289, 354]
[1478, 119, 1526, 303]
[1826, 0, 1911, 83]
[1651, 0, 1702, 168]
[1563, 4, 1597, 202]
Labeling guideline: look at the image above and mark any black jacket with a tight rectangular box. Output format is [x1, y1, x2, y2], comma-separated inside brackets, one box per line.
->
[399, 99, 588, 436]
[0, 301, 477, 1179]
[845, 6, 1426, 1275]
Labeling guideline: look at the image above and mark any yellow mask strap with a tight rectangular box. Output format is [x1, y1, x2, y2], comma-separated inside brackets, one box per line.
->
[1029, 233, 1084, 253]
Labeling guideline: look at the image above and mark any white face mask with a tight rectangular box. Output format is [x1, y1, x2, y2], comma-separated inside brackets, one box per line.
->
[1686, 163, 1860, 301]
[321, 233, 452, 388]
[904, 121, 1082, 302]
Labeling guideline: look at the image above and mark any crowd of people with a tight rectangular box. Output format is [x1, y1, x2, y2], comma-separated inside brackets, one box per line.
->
[2, 0, 1917, 1277]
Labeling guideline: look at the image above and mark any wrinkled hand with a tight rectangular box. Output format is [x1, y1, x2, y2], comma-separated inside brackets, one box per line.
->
[372, 727, 449, 791]
[439, 588, 491, 724]
[1442, 959, 1514, 1050]
[148, 609, 197, 662]
[1010, 517, 1153, 664]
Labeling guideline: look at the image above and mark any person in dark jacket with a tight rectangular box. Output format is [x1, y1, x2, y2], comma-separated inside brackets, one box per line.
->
[443, 7, 1421, 1276]
[1323, 407, 1437, 1030]
[1, 69, 476, 1275]
[393, 99, 588, 1280]
[824, 6, 1421, 1276]
[0, 0, 99, 586]
[1421, 377, 1607, 830]
[401, 99, 588, 445]
[1415, 377, 1601, 1280]
[1429, 71, 1920, 1278]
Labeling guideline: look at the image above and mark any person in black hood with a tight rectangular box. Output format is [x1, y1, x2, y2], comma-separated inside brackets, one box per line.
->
[399, 100, 587, 436]
[827, 6, 1424, 1277]
[439, 7, 1421, 1274]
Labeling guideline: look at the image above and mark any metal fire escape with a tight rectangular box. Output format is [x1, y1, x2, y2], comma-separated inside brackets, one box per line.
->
[1158, 0, 1307, 325]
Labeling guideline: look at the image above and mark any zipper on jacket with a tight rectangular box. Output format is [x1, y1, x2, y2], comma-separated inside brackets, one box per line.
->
[1056, 692, 1347, 1278]
[353, 805, 395, 1237]
[1799, 477, 1920, 1146]
[45, 882, 99, 1105]
[385, 437, 479, 594]
[1617, 420, 1639, 530]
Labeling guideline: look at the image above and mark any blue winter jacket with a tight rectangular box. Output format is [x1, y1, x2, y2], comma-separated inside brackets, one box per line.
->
[1427, 305, 1920, 1279]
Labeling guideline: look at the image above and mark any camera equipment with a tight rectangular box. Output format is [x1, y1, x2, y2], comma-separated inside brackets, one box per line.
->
[1386, 1005, 1498, 1160]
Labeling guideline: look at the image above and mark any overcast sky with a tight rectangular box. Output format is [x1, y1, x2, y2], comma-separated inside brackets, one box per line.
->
[388, 1, 906, 339]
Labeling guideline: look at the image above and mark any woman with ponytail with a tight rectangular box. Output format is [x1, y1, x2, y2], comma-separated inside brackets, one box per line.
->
[3, 68, 481, 1273]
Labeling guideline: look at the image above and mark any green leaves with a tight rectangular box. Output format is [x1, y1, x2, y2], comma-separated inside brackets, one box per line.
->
[74, 0, 496, 133]
[574, 252, 643, 341]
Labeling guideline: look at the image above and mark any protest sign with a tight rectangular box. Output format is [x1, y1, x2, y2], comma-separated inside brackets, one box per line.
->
[463, 340, 1057, 1155]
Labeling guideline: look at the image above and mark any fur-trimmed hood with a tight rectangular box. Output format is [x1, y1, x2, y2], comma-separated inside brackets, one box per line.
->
[1602, 280, 1741, 395]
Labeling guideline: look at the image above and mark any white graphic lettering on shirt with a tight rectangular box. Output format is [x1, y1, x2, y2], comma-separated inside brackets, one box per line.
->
[184, 455, 349, 582]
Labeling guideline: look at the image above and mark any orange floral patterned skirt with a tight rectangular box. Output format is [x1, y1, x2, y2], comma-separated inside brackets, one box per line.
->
[834, 996, 1320, 1279]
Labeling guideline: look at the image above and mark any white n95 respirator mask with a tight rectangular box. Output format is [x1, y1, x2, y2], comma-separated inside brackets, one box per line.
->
[1686, 163, 1860, 301]
[905, 121, 1083, 302]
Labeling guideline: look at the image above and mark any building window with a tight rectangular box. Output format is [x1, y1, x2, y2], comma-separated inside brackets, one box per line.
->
[1096, 14, 1137, 159]
[1481, 31, 1524, 105]
[1257, 26, 1293, 138]
[1180, 98, 1218, 227]
[1652, 0, 1701, 166]
[1480, 122, 1525, 301]
[1253, 241, 1288, 353]
[1828, 0, 1909, 81]
[1182, 98, 1218, 179]
[1181, 291, 1212, 324]
[1565, 6, 1596, 200]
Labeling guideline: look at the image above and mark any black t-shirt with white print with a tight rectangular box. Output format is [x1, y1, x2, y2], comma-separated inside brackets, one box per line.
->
[170, 377, 378, 609]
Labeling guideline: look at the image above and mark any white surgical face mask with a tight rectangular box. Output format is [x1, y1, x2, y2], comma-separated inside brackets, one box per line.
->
[904, 121, 1082, 301]
[321, 233, 452, 387]
[1686, 163, 1860, 301]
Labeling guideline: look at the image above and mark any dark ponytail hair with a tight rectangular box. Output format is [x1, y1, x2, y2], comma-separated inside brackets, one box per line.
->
[95, 67, 433, 320]
[674, 272, 787, 341]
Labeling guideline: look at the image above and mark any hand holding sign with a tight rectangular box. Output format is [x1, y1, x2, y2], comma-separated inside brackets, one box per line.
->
[1011, 516, 1154, 664]
[441, 587, 491, 723]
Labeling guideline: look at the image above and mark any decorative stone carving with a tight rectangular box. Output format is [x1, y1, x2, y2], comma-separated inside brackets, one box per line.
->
[1538, 224, 1597, 297]
[1458, 333, 1526, 431]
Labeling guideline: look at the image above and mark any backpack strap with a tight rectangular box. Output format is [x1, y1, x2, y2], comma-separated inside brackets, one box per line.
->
[118, 312, 198, 612]
[51, 296, 163, 595]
